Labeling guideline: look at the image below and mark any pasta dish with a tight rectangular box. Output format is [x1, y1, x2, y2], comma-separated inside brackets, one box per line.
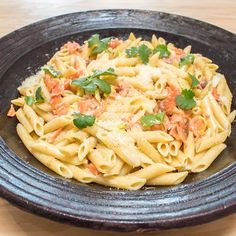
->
[7, 33, 235, 190]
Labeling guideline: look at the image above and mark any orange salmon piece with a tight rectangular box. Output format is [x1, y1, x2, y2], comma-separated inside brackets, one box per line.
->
[7, 104, 16, 117]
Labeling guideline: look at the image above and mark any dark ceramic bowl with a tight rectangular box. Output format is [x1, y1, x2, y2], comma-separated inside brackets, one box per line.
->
[0, 10, 236, 233]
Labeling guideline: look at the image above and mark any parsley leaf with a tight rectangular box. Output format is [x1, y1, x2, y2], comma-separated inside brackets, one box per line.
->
[71, 68, 116, 94]
[88, 34, 112, 55]
[153, 45, 171, 58]
[125, 44, 152, 64]
[73, 113, 96, 129]
[35, 87, 45, 103]
[176, 89, 196, 110]
[126, 47, 139, 57]
[179, 54, 195, 68]
[138, 44, 152, 64]
[141, 112, 165, 127]
[188, 73, 199, 88]
[42, 65, 61, 78]
[24, 96, 35, 106]
[93, 78, 111, 94]
[91, 67, 116, 78]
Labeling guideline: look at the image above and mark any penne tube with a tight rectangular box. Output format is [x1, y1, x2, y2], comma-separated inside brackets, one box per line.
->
[78, 137, 97, 161]
[157, 142, 169, 157]
[66, 164, 96, 183]
[119, 164, 134, 176]
[64, 128, 89, 142]
[15, 108, 33, 133]
[16, 123, 34, 151]
[201, 96, 224, 134]
[33, 152, 73, 178]
[30, 141, 65, 160]
[228, 110, 236, 123]
[17, 123, 72, 178]
[128, 163, 175, 180]
[11, 97, 25, 107]
[58, 143, 80, 157]
[36, 103, 52, 112]
[184, 131, 194, 159]
[40, 79, 51, 102]
[137, 138, 164, 163]
[195, 131, 228, 153]
[208, 94, 229, 129]
[23, 104, 44, 136]
[129, 130, 173, 143]
[44, 116, 72, 133]
[62, 94, 80, 104]
[88, 149, 113, 173]
[147, 171, 188, 185]
[32, 105, 53, 122]
[95, 175, 146, 190]
[191, 143, 226, 172]
[96, 130, 141, 167]
[104, 157, 124, 176]
[169, 141, 182, 157]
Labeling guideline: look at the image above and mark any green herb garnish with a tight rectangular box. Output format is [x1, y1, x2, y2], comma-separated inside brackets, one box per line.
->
[141, 112, 165, 127]
[138, 44, 152, 64]
[71, 67, 116, 94]
[24, 96, 35, 106]
[153, 45, 171, 58]
[35, 87, 45, 103]
[73, 113, 96, 129]
[125, 44, 152, 64]
[188, 73, 199, 88]
[42, 65, 61, 78]
[125, 47, 139, 57]
[179, 54, 195, 68]
[88, 34, 112, 55]
[176, 89, 196, 110]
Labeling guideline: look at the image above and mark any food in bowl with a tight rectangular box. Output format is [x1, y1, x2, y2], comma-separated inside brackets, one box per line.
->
[8, 33, 235, 190]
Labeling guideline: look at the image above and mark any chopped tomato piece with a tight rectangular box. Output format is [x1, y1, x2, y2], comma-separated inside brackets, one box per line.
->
[150, 124, 164, 131]
[44, 74, 58, 92]
[55, 103, 70, 116]
[167, 114, 189, 142]
[50, 95, 62, 110]
[7, 104, 16, 117]
[50, 95, 69, 116]
[212, 87, 220, 102]
[159, 85, 180, 115]
[45, 75, 70, 95]
[78, 98, 104, 117]
[163, 47, 186, 64]
[51, 82, 65, 96]
[87, 163, 99, 175]
[63, 79, 71, 90]
[189, 116, 207, 138]
[108, 38, 122, 49]
[173, 47, 185, 56]
[64, 41, 81, 54]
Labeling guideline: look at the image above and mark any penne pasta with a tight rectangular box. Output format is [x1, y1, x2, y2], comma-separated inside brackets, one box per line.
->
[147, 171, 188, 185]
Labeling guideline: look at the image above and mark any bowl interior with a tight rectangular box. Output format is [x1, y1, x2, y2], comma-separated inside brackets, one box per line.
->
[0, 27, 236, 189]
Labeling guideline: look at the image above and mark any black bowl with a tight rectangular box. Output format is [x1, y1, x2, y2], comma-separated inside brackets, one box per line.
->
[0, 10, 236, 233]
